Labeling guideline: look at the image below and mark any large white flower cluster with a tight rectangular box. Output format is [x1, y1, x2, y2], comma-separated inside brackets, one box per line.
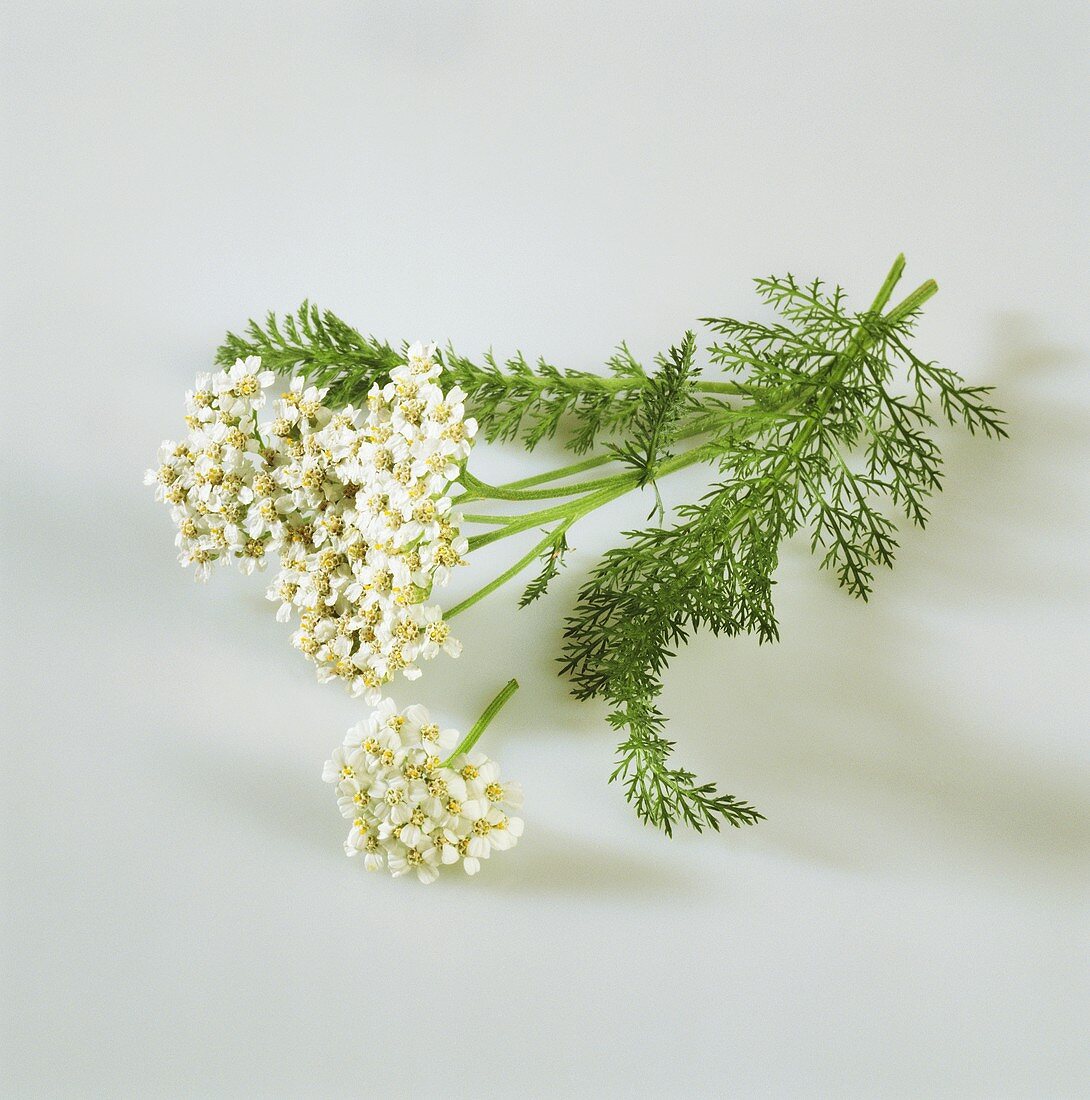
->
[323, 700, 524, 883]
[265, 345, 473, 699]
[147, 344, 474, 697]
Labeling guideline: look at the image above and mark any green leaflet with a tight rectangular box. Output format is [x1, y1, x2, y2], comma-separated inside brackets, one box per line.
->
[217, 308, 657, 453]
[216, 300, 403, 397]
[609, 332, 702, 487]
[518, 529, 570, 609]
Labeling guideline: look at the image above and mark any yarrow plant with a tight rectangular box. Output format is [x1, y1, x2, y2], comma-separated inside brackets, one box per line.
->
[151, 254, 1006, 877]
[323, 682, 524, 882]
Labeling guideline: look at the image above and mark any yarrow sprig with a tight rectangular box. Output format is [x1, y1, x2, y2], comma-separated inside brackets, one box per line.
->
[151, 254, 1006, 873]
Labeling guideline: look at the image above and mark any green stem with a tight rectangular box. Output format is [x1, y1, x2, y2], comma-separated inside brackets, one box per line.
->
[446, 521, 571, 618]
[459, 468, 633, 502]
[886, 277, 938, 324]
[466, 483, 627, 551]
[460, 512, 520, 526]
[454, 410, 740, 505]
[554, 374, 750, 398]
[867, 252, 906, 316]
[494, 454, 614, 492]
[696, 380, 753, 395]
[443, 678, 520, 764]
[465, 438, 726, 552]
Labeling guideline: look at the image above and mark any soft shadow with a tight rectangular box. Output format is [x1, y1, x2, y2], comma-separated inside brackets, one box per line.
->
[163, 736, 338, 859]
[436, 823, 709, 900]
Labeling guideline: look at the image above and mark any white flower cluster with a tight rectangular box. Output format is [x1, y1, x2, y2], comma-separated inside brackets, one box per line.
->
[323, 700, 524, 883]
[147, 345, 474, 698]
[145, 357, 278, 579]
[265, 345, 473, 699]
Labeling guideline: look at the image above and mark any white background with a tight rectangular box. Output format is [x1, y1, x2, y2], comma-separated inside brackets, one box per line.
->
[3, 3, 1088, 1096]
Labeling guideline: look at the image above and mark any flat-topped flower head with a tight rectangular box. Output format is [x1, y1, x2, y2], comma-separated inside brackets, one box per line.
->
[260, 343, 472, 700]
[145, 359, 276, 580]
[323, 699, 522, 883]
[149, 345, 472, 698]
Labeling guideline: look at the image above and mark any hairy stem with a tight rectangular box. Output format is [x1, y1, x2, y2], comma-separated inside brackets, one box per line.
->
[493, 454, 614, 492]
[443, 678, 521, 763]
[446, 522, 572, 619]
[454, 410, 742, 506]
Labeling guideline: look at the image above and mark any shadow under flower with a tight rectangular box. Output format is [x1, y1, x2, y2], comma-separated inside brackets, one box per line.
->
[440, 823, 709, 899]
[166, 732, 710, 897]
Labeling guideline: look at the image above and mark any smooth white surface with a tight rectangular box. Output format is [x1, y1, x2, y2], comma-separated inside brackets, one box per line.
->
[3, 3, 1088, 1096]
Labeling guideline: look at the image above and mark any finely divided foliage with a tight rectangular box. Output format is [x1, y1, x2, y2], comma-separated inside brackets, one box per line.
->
[220, 307, 659, 455]
[518, 529, 570, 609]
[209, 257, 1004, 838]
[216, 302, 404, 397]
[609, 332, 704, 489]
[562, 269, 1005, 832]
[442, 345, 652, 453]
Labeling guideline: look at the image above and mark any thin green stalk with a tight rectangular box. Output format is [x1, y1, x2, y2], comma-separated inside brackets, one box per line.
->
[696, 380, 753, 395]
[461, 512, 520, 526]
[459, 468, 634, 503]
[446, 521, 572, 618]
[465, 438, 728, 552]
[466, 482, 632, 551]
[454, 410, 744, 505]
[443, 678, 520, 764]
[494, 454, 614, 492]
[886, 278, 937, 324]
[868, 252, 907, 316]
[475, 415, 723, 497]
[553, 374, 751, 398]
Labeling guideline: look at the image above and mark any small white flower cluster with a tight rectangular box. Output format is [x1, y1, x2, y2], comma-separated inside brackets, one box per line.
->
[323, 700, 524, 883]
[145, 357, 278, 579]
[147, 345, 474, 697]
